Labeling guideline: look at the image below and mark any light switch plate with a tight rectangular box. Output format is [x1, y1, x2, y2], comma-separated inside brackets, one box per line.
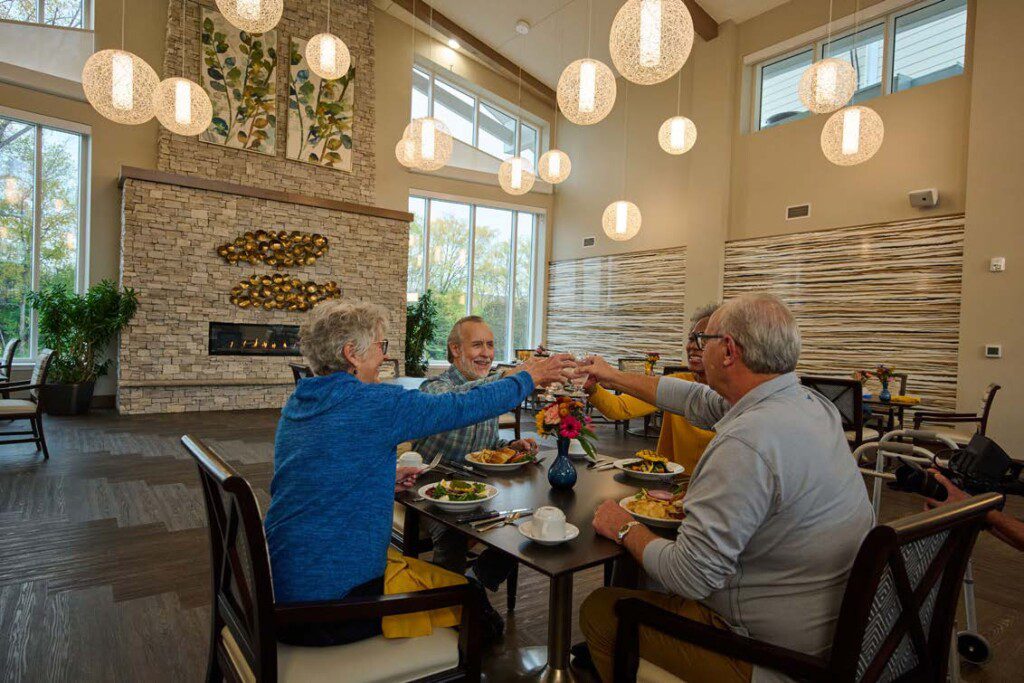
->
[985, 344, 1002, 358]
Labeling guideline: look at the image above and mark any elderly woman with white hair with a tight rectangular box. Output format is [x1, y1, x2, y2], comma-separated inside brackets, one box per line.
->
[263, 300, 572, 647]
[573, 293, 874, 683]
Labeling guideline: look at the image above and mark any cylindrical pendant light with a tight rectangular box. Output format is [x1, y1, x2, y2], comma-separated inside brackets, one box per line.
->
[603, 82, 641, 241]
[306, 1, 352, 81]
[83, 50, 159, 125]
[557, 1, 616, 125]
[658, 70, 697, 155]
[820, 105, 884, 165]
[609, 0, 694, 85]
[215, 0, 283, 34]
[403, 118, 453, 171]
[499, 156, 536, 195]
[538, 149, 571, 184]
[154, 0, 213, 136]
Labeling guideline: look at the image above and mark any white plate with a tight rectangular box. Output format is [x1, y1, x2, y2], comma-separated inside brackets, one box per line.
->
[519, 519, 580, 546]
[464, 451, 534, 472]
[417, 482, 498, 512]
[618, 495, 684, 529]
[613, 458, 685, 482]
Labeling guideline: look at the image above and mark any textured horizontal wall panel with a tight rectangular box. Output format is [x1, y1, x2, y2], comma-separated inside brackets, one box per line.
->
[546, 248, 687, 363]
[724, 215, 965, 410]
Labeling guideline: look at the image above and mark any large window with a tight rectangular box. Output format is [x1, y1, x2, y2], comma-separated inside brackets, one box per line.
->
[753, 0, 968, 131]
[407, 195, 538, 363]
[0, 110, 86, 360]
[411, 65, 546, 166]
[0, 0, 87, 28]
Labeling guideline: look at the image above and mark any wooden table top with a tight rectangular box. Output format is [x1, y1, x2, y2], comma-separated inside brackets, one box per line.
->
[396, 450, 678, 578]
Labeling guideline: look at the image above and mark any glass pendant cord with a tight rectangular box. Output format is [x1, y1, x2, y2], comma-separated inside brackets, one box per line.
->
[675, 69, 682, 116]
[181, 0, 187, 76]
[622, 82, 629, 197]
[121, 0, 126, 49]
[852, 0, 861, 76]
[587, 0, 593, 57]
[825, 0, 833, 49]
[327, 0, 331, 35]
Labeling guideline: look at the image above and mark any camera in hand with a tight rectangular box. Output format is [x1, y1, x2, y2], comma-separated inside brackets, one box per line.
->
[891, 434, 1024, 500]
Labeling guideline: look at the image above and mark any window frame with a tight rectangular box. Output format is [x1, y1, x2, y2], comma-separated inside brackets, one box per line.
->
[0, 0, 91, 30]
[750, 0, 968, 132]
[411, 63, 548, 165]
[0, 104, 90, 365]
[409, 191, 544, 364]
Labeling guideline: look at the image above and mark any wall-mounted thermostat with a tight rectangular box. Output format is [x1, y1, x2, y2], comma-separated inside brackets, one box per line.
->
[990, 257, 1006, 272]
[582, 236, 596, 248]
[909, 188, 939, 208]
[985, 344, 1002, 359]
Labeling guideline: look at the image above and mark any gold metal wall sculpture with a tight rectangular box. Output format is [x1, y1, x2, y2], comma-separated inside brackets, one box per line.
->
[216, 229, 329, 267]
[230, 273, 341, 311]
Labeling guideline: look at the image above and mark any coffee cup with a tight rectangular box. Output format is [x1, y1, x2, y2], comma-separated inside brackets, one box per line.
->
[397, 451, 423, 469]
[534, 506, 567, 541]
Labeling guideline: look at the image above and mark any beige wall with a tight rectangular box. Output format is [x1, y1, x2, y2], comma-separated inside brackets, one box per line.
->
[957, 0, 1024, 449]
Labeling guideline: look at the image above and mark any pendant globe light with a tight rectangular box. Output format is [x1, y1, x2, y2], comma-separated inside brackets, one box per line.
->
[798, 1, 856, 113]
[499, 156, 536, 195]
[658, 70, 696, 155]
[82, 0, 158, 125]
[557, 0, 616, 125]
[306, 1, 352, 81]
[820, 105, 883, 165]
[403, 117, 453, 172]
[609, 0, 694, 86]
[603, 83, 641, 241]
[395, 135, 417, 168]
[154, 0, 213, 136]
[539, 12, 572, 184]
[215, 0, 283, 34]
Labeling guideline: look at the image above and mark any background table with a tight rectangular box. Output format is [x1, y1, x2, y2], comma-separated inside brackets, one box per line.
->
[396, 452, 678, 682]
[864, 397, 924, 432]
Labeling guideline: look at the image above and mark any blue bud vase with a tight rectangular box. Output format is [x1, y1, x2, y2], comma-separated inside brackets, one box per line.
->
[879, 380, 891, 402]
[548, 437, 578, 490]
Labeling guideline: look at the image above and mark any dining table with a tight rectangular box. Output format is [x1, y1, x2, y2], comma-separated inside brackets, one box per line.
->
[863, 395, 924, 433]
[395, 450, 679, 682]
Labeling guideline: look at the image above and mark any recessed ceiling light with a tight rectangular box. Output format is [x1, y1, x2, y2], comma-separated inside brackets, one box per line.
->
[447, 38, 460, 50]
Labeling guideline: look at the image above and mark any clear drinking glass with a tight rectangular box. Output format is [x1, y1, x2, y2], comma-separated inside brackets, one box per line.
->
[569, 350, 591, 392]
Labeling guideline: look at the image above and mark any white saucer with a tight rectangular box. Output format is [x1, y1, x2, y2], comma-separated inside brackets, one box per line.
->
[519, 520, 580, 546]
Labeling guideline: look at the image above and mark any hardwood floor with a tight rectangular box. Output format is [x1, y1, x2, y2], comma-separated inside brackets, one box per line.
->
[1, 409, 1022, 682]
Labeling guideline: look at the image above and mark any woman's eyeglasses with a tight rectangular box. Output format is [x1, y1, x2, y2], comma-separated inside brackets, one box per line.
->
[374, 339, 390, 355]
[692, 333, 725, 350]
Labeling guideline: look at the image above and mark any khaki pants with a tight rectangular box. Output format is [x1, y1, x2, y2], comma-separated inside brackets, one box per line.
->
[579, 587, 752, 683]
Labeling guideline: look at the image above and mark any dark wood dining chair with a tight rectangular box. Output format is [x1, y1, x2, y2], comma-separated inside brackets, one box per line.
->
[378, 358, 400, 381]
[800, 375, 879, 448]
[288, 362, 313, 385]
[180, 434, 483, 683]
[0, 349, 53, 458]
[613, 492, 1004, 683]
[0, 336, 20, 393]
[661, 365, 688, 376]
[914, 383, 1001, 446]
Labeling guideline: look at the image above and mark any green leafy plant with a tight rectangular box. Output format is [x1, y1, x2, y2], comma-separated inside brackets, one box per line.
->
[27, 280, 139, 384]
[288, 38, 354, 168]
[405, 289, 438, 377]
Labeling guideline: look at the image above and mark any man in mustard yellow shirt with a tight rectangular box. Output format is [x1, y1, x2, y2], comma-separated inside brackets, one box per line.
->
[585, 304, 719, 474]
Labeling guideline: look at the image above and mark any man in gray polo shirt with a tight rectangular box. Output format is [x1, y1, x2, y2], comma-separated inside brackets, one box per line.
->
[575, 293, 874, 683]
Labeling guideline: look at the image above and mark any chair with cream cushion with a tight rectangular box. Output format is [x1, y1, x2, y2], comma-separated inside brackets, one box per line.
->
[0, 336, 19, 389]
[180, 434, 482, 683]
[914, 384, 1001, 446]
[0, 349, 53, 458]
[800, 375, 879, 448]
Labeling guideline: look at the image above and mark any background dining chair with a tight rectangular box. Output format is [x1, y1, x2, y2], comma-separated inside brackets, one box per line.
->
[913, 383, 1002, 446]
[0, 349, 54, 458]
[377, 358, 400, 381]
[288, 363, 313, 385]
[181, 434, 483, 683]
[800, 375, 879, 448]
[617, 358, 655, 436]
[612, 492, 1004, 683]
[0, 336, 20, 394]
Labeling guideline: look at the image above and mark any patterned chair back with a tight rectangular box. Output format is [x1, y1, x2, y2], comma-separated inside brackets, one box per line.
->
[29, 350, 53, 403]
[2, 337, 20, 378]
[828, 492, 1003, 682]
[618, 358, 648, 375]
[378, 358, 400, 380]
[288, 362, 314, 384]
[800, 375, 863, 431]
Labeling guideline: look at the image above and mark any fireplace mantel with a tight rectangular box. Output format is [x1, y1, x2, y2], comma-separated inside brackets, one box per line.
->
[119, 166, 413, 223]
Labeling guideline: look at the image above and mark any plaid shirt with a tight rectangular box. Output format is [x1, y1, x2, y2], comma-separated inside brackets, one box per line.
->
[412, 365, 509, 464]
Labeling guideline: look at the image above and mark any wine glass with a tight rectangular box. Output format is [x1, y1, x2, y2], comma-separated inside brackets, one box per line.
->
[568, 350, 591, 393]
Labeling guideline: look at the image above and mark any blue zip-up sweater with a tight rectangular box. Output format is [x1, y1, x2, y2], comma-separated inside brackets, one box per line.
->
[264, 370, 534, 603]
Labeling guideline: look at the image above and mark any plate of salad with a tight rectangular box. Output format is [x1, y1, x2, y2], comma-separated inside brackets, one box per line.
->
[418, 479, 498, 512]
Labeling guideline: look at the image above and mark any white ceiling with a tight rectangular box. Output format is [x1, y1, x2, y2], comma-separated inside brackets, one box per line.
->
[377, 1, 792, 88]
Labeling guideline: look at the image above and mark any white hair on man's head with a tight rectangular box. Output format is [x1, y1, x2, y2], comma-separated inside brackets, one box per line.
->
[713, 294, 800, 374]
[300, 300, 389, 376]
[690, 302, 721, 324]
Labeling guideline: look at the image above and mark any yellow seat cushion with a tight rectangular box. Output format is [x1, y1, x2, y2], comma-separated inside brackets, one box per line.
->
[0, 399, 36, 415]
[638, 658, 685, 682]
[221, 625, 461, 683]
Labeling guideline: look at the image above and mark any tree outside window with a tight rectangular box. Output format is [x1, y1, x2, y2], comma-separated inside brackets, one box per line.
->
[0, 0, 85, 27]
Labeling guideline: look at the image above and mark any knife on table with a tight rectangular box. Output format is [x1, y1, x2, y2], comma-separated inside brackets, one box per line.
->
[457, 508, 532, 525]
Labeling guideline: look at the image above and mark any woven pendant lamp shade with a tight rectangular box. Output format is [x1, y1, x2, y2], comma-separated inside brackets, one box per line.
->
[538, 149, 571, 184]
[215, 0, 282, 33]
[499, 157, 536, 195]
[820, 105, 884, 166]
[557, 58, 617, 125]
[306, 33, 352, 81]
[403, 118, 453, 171]
[658, 115, 696, 155]
[395, 136, 417, 168]
[154, 77, 213, 136]
[798, 58, 857, 114]
[609, 0, 694, 85]
[602, 201, 641, 241]
[82, 49, 159, 125]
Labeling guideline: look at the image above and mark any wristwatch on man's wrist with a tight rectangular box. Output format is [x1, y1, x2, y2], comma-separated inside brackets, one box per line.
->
[616, 520, 643, 544]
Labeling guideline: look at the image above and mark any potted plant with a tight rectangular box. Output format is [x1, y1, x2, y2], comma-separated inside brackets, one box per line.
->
[405, 289, 438, 377]
[27, 280, 139, 415]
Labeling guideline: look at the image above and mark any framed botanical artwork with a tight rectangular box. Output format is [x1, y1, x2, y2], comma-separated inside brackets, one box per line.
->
[199, 7, 277, 155]
[287, 36, 355, 171]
